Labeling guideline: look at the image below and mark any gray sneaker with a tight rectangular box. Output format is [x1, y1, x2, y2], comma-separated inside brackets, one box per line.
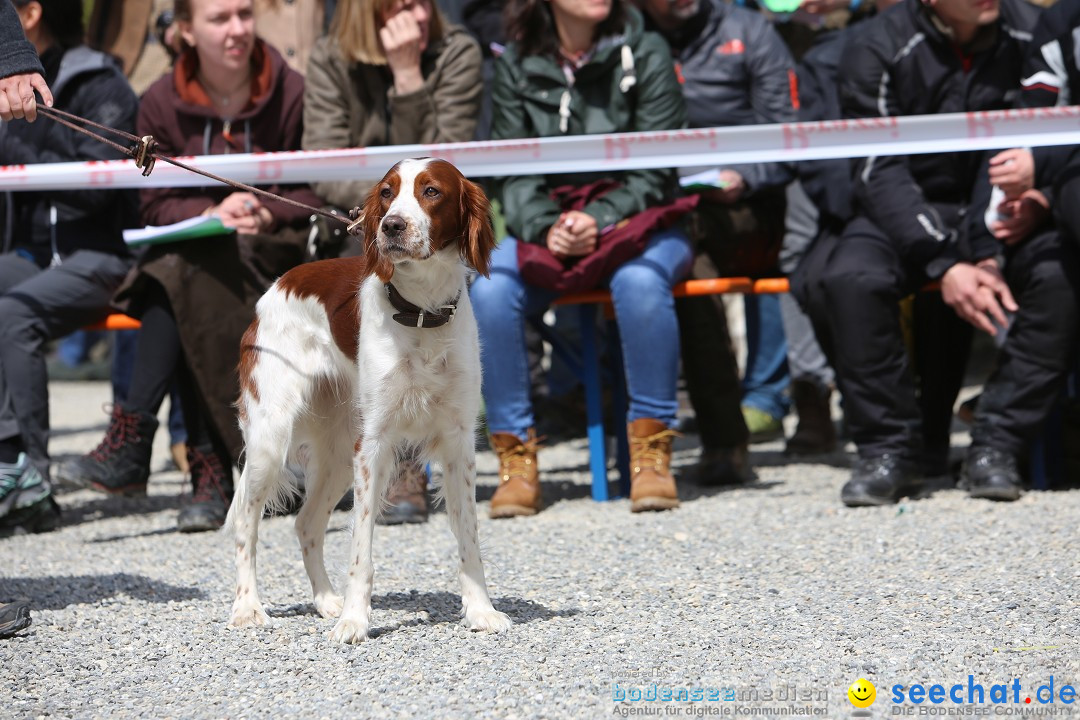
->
[0, 602, 32, 638]
[0, 454, 60, 536]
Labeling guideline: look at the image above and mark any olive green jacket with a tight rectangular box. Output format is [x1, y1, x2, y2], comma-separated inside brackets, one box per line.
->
[302, 24, 482, 210]
[491, 7, 687, 246]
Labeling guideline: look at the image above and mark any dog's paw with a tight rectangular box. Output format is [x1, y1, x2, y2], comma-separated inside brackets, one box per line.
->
[329, 616, 369, 644]
[314, 593, 345, 619]
[228, 603, 270, 629]
[463, 608, 512, 633]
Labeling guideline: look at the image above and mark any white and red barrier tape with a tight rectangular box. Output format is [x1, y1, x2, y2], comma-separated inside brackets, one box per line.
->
[1, 106, 1078, 191]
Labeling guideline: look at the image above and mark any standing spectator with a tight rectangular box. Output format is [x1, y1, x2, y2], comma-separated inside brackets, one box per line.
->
[636, 0, 798, 483]
[800, 0, 1076, 506]
[0, 0, 137, 535]
[470, 0, 692, 517]
[59, 0, 321, 532]
[301, 0, 482, 524]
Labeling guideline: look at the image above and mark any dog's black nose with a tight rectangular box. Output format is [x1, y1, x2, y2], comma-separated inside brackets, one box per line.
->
[382, 214, 406, 237]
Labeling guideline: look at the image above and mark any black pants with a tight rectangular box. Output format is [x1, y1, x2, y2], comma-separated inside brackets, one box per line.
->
[802, 215, 1078, 461]
[127, 279, 231, 467]
[677, 192, 787, 451]
[0, 250, 131, 478]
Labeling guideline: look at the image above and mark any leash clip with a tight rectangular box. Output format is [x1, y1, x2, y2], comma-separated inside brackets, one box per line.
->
[345, 206, 365, 236]
[133, 135, 157, 177]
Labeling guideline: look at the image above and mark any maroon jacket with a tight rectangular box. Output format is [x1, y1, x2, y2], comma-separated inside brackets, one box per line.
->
[119, 40, 322, 461]
[137, 40, 321, 227]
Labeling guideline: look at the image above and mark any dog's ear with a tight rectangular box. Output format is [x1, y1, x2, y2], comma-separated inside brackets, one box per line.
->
[361, 181, 395, 283]
[458, 178, 496, 278]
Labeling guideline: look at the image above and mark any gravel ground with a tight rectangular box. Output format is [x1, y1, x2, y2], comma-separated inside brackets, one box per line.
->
[1, 380, 1077, 720]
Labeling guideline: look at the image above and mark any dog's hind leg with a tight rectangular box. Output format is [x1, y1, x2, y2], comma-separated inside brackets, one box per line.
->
[441, 432, 512, 633]
[294, 432, 353, 619]
[227, 458, 285, 628]
[329, 441, 389, 644]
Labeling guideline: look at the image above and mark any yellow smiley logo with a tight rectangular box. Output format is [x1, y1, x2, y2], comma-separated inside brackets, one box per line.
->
[848, 678, 877, 708]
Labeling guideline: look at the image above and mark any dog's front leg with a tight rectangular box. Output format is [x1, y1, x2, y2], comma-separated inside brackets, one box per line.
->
[442, 435, 512, 633]
[329, 444, 386, 644]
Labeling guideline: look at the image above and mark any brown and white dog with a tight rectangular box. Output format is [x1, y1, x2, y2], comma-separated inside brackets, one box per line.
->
[226, 158, 507, 643]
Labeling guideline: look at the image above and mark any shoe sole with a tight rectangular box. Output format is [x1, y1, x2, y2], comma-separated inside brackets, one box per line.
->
[88, 481, 147, 498]
[177, 520, 224, 533]
[840, 490, 900, 507]
[489, 504, 539, 519]
[968, 486, 1022, 501]
[0, 612, 31, 638]
[631, 497, 680, 512]
[377, 513, 429, 525]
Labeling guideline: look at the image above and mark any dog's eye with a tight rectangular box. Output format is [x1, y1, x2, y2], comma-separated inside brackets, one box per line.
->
[380, 187, 392, 199]
[424, 186, 440, 198]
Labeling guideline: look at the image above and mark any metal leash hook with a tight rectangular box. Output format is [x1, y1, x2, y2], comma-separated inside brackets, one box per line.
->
[132, 135, 157, 177]
[345, 206, 365, 236]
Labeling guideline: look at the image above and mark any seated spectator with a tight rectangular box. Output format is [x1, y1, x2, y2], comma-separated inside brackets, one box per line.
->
[0, 0, 137, 536]
[781, 0, 902, 458]
[253, 0, 330, 75]
[636, 0, 798, 481]
[470, 0, 692, 517]
[799, 0, 1078, 506]
[302, 0, 481, 524]
[58, 0, 321, 532]
[86, 0, 177, 96]
[946, 0, 1080, 496]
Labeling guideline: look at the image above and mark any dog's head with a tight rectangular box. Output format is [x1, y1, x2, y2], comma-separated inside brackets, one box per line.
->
[360, 158, 496, 282]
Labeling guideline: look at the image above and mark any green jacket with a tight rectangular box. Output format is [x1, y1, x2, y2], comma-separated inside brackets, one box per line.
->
[491, 7, 687, 246]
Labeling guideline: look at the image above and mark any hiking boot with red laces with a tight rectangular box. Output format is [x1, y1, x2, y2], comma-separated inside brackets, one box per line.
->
[177, 444, 233, 533]
[55, 403, 158, 496]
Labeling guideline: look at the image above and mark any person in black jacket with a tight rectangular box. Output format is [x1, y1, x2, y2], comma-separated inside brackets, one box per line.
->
[0, 0, 52, 121]
[1014, 0, 1080, 244]
[800, 0, 1079, 506]
[637, 0, 798, 484]
[0, 0, 138, 536]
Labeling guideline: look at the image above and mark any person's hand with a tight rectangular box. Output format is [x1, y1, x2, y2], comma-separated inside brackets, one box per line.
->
[546, 211, 598, 259]
[699, 170, 746, 205]
[941, 260, 1018, 337]
[380, 8, 424, 95]
[0, 72, 53, 122]
[988, 148, 1035, 199]
[210, 192, 271, 234]
[991, 188, 1049, 246]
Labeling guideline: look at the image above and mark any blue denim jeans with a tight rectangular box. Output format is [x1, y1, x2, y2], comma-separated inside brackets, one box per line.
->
[742, 293, 792, 420]
[472, 228, 693, 438]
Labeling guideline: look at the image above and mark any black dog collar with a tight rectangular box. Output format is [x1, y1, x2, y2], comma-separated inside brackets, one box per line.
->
[385, 283, 459, 329]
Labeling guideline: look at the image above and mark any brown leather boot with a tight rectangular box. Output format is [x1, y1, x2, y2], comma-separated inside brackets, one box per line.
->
[628, 418, 680, 513]
[378, 460, 428, 525]
[489, 429, 542, 518]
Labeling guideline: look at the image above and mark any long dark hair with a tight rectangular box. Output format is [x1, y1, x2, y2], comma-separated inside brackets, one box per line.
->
[504, 0, 628, 57]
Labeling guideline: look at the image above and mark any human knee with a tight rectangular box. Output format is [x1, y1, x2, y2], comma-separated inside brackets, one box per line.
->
[0, 297, 46, 345]
[469, 272, 523, 319]
[610, 264, 670, 312]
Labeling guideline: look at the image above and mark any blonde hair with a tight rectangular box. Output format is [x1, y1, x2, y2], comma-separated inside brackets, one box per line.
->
[330, 0, 445, 64]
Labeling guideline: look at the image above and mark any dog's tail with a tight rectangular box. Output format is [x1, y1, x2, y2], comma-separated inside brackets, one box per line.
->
[223, 444, 302, 535]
